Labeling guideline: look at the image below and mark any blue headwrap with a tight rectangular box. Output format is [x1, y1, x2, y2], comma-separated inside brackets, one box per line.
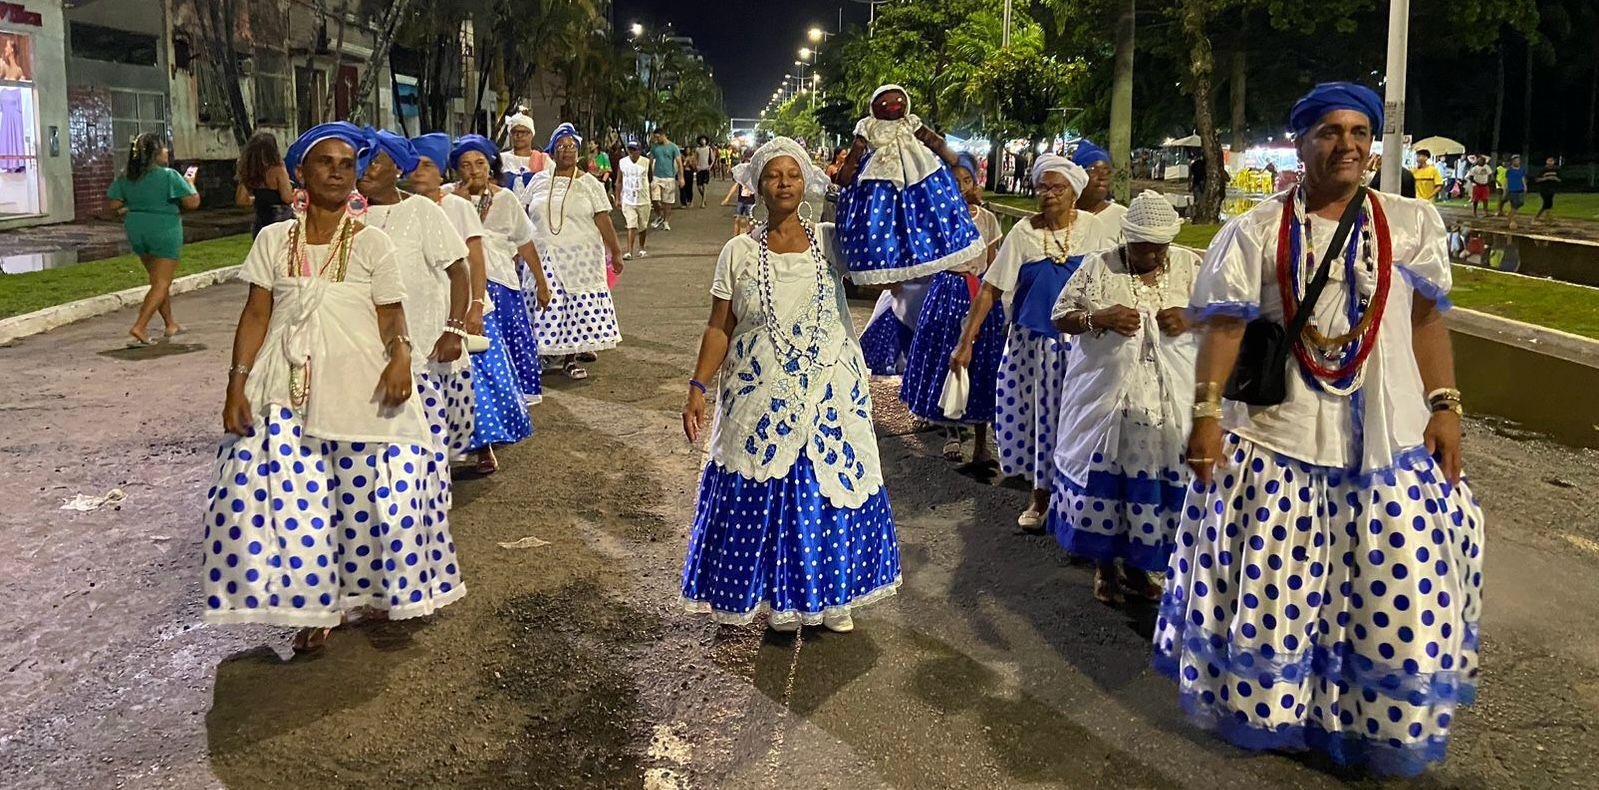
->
[365, 127, 420, 175]
[285, 121, 373, 186]
[955, 153, 980, 179]
[411, 132, 452, 174]
[544, 122, 581, 155]
[1071, 139, 1111, 168]
[1289, 82, 1384, 137]
[449, 134, 500, 174]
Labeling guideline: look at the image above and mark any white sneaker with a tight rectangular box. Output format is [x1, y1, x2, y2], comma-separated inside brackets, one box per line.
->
[637, 249, 649, 258]
[822, 610, 854, 633]
[768, 613, 801, 632]
[661, 222, 673, 231]
[622, 252, 633, 261]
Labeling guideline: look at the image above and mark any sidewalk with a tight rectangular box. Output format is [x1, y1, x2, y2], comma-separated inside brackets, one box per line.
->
[0, 206, 253, 263]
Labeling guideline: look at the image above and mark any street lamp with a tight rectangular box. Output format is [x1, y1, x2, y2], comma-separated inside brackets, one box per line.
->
[629, 22, 643, 38]
[798, 47, 812, 61]
[808, 27, 828, 43]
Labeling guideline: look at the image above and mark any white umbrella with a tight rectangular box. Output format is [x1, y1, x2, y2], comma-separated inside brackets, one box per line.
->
[1411, 135, 1465, 156]
[1162, 134, 1202, 147]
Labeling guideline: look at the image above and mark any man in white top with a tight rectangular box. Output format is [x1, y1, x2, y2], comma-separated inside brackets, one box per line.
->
[1466, 154, 1495, 217]
[616, 140, 653, 260]
[693, 135, 714, 208]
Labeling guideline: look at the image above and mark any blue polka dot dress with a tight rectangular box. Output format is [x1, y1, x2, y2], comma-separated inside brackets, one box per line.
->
[202, 407, 465, 626]
[467, 284, 535, 451]
[837, 152, 983, 286]
[417, 368, 474, 464]
[1154, 435, 1485, 776]
[994, 326, 1071, 488]
[859, 294, 914, 376]
[498, 267, 542, 404]
[680, 223, 902, 625]
[899, 271, 1005, 424]
[531, 271, 622, 356]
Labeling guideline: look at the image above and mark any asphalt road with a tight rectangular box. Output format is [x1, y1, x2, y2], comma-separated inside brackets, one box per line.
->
[2, 197, 1597, 788]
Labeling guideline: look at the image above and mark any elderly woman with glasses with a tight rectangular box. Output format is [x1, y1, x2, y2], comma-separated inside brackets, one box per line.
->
[951, 154, 1114, 531]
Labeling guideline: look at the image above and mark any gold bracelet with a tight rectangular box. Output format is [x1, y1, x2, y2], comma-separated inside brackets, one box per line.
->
[1195, 381, 1225, 407]
[1192, 401, 1224, 421]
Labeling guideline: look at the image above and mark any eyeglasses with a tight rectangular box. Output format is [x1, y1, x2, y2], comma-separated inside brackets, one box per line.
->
[1036, 184, 1075, 195]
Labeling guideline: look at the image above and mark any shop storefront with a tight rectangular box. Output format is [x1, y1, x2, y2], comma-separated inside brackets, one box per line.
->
[0, 1, 70, 228]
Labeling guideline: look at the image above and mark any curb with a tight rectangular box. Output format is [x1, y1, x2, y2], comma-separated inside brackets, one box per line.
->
[0, 265, 241, 346]
[1445, 307, 1599, 368]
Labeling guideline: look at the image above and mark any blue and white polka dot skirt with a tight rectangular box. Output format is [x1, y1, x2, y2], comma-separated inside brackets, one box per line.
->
[467, 293, 535, 451]
[1154, 432, 1485, 777]
[899, 271, 1004, 424]
[1046, 425, 1188, 571]
[837, 159, 983, 285]
[859, 307, 913, 376]
[679, 454, 902, 626]
[202, 406, 466, 627]
[494, 272, 541, 405]
[531, 276, 622, 357]
[995, 326, 1071, 488]
[418, 368, 474, 464]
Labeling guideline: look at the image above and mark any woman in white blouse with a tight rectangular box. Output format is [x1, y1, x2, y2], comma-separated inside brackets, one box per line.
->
[528, 123, 625, 380]
[1050, 191, 1199, 604]
[204, 123, 465, 652]
[678, 137, 901, 634]
[1156, 83, 1485, 776]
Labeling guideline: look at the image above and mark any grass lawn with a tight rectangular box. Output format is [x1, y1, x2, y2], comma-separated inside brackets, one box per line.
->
[0, 234, 252, 320]
[1436, 191, 1599, 222]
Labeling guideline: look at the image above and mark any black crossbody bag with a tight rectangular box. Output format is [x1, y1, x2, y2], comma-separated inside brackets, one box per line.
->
[1224, 187, 1367, 406]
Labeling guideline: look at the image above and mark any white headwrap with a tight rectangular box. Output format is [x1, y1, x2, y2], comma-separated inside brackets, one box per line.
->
[871, 84, 909, 113]
[1120, 189, 1183, 244]
[1030, 153, 1087, 196]
[505, 113, 536, 136]
[748, 136, 830, 201]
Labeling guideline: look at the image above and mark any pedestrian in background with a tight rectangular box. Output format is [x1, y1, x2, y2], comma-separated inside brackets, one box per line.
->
[1503, 154, 1526, 229]
[1412, 148, 1442, 202]
[108, 131, 200, 346]
[1534, 155, 1560, 222]
[1493, 156, 1508, 216]
[616, 140, 653, 259]
[693, 135, 714, 208]
[233, 131, 295, 237]
[1467, 155, 1494, 216]
[649, 130, 683, 230]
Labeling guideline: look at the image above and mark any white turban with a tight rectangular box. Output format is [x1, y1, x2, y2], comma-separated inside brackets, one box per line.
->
[871, 83, 910, 113]
[748, 136, 830, 201]
[1121, 189, 1183, 244]
[505, 113, 536, 136]
[1030, 153, 1087, 197]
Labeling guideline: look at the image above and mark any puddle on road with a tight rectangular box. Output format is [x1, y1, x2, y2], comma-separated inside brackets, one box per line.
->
[97, 342, 208, 360]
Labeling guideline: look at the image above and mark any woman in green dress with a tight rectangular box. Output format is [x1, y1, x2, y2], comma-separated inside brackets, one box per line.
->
[108, 132, 200, 345]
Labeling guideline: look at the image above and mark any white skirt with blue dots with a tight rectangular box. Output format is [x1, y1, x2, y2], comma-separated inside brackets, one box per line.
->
[202, 406, 466, 628]
[679, 454, 902, 626]
[418, 368, 474, 466]
[1154, 432, 1485, 777]
[994, 326, 1072, 489]
[530, 279, 622, 357]
[1047, 421, 1188, 572]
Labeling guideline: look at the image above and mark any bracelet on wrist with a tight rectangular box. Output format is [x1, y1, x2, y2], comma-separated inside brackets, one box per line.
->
[1081, 310, 1095, 332]
[442, 326, 468, 339]
[1192, 401, 1224, 421]
[385, 335, 412, 359]
[688, 378, 708, 395]
[228, 363, 251, 378]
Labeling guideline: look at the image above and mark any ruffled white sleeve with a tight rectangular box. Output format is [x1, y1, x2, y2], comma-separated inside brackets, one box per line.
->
[1393, 198, 1452, 310]
[1052, 251, 1108, 320]
[419, 199, 469, 272]
[361, 231, 406, 306]
[983, 222, 1030, 294]
[237, 223, 283, 289]
[710, 237, 742, 300]
[1189, 213, 1267, 322]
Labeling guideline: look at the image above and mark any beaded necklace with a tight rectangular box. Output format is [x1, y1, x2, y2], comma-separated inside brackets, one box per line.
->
[1038, 210, 1076, 264]
[1274, 186, 1392, 394]
[284, 210, 357, 407]
[754, 219, 831, 380]
[545, 168, 577, 236]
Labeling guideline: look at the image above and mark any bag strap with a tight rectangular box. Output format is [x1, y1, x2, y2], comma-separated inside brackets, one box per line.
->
[1285, 186, 1366, 341]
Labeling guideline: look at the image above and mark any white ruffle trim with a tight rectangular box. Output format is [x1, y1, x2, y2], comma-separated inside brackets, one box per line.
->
[678, 576, 902, 626]
[203, 584, 468, 629]
[847, 236, 987, 286]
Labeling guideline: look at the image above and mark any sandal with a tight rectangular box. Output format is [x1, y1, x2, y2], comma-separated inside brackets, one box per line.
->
[563, 361, 589, 380]
[476, 446, 499, 476]
[576, 351, 598, 363]
[1093, 567, 1124, 605]
[1121, 569, 1164, 602]
[1016, 508, 1045, 534]
[291, 626, 334, 653]
[941, 437, 964, 461]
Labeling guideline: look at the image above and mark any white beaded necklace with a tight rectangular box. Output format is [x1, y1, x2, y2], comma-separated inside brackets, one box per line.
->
[754, 219, 831, 380]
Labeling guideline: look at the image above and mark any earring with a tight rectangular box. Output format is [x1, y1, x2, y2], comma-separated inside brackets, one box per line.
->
[798, 200, 816, 224]
[346, 190, 369, 217]
[291, 188, 308, 215]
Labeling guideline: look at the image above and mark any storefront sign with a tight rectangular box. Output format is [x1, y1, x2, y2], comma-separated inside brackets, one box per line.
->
[0, 4, 42, 27]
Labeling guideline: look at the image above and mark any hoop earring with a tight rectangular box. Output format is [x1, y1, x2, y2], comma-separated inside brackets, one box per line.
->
[798, 200, 816, 224]
[291, 188, 308, 215]
[346, 190, 369, 217]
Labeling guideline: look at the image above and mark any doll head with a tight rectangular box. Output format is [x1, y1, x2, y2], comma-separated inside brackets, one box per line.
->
[870, 85, 909, 121]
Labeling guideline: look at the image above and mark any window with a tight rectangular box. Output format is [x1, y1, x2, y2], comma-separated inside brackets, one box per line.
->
[295, 66, 326, 130]
[111, 89, 168, 174]
[196, 56, 233, 127]
[69, 22, 158, 67]
[254, 52, 291, 126]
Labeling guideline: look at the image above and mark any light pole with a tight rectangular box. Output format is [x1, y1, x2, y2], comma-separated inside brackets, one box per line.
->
[1379, 0, 1409, 193]
[1002, 0, 1013, 48]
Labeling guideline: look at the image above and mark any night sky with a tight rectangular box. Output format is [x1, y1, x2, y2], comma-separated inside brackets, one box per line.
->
[612, 1, 871, 119]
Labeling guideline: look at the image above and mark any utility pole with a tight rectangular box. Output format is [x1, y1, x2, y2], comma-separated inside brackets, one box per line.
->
[1002, 0, 1012, 48]
[1379, 0, 1409, 193]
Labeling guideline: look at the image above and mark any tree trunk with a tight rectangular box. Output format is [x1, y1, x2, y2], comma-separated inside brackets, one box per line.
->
[1181, 1, 1225, 223]
[321, 0, 350, 121]
[1109, 0, 1135, 203]
[348, 0, 410, 127]
[1230, 48, 1246, 152]
[1491, 45, 1504, 155]
[1521, 37, 1533, 163]
[198, 0, 253, 147]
